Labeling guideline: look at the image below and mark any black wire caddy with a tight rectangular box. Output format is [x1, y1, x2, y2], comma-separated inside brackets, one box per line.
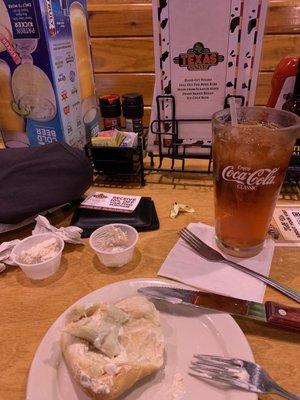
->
[147, 94, 245, 174]
[84, 93, 299, 189]
[85, 131, 146, 187]
[147, 94, 300, 192]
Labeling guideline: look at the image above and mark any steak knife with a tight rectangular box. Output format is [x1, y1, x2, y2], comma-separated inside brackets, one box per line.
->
[138, 286, 300, 331]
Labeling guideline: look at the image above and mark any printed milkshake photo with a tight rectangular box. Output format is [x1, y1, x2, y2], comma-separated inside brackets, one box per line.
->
[0, 59, 28, 147]
[70, 1, 100, 138]
[12, 38, 57, 122]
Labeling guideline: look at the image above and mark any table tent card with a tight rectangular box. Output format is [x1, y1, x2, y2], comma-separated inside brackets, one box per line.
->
[148, 0, 268, 155]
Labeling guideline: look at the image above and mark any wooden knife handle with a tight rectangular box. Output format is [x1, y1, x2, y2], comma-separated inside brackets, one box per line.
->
[265, 301, 300, 331]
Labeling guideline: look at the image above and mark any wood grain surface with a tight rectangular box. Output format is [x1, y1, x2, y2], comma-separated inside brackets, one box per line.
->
[88, 4, 153, 37]
[91, 37, 154, 73]
[87, 1, 300, 37]
[0, 178, 299, 400]
[91, 35, 300, 74]
[94, 73, 155, 105]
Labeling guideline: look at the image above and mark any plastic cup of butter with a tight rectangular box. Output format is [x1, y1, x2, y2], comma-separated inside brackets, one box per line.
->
[12, 233, 65, 280]
[89, 223, 138, 268]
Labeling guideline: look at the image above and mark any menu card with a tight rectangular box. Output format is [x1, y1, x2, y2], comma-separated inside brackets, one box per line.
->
[148, 0, 268, 155]
[268, 205, 300, 246]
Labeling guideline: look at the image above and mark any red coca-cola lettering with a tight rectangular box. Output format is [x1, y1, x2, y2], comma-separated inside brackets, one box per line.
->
[222, 165, 279, 187]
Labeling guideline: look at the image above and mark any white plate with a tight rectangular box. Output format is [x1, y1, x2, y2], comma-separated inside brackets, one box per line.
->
[27, 278, 256, 400]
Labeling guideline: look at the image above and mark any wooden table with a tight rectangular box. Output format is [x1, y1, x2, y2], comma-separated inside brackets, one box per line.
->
[0, 174, 299, 400]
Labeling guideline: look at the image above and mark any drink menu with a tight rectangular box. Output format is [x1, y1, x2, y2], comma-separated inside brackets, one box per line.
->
[148, 0, 268, 155]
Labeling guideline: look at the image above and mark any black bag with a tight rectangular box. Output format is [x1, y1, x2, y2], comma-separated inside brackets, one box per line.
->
[0, 142, 93, 224]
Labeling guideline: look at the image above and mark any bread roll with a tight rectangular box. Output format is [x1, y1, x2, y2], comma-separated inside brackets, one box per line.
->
[60, 296, 164, 399]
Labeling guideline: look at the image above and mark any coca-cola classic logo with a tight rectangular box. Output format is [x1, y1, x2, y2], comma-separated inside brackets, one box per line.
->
[222, 165, 279, 190]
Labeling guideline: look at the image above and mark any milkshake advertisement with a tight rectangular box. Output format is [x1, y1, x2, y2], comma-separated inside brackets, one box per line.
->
[0, 0, 100, 149]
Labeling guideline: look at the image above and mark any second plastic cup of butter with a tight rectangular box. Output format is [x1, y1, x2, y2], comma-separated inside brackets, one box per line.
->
[89, 224, 138, 267]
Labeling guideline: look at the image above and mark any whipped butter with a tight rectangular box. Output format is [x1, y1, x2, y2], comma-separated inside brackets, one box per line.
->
[19, 238, 59, 264]
[97, 226, 129, 253]
[64, 304, 129, 358]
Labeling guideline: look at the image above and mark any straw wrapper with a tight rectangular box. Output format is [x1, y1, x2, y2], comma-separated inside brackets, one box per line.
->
[170, 203, 195, 219]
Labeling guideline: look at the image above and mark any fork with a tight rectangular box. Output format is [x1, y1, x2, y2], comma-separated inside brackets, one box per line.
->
[190, 354, 300, 400]
[179, 228, 300, 303]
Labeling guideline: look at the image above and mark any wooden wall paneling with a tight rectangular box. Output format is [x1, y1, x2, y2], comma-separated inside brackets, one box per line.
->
[95, 73, 155, 105]
[91, 38, 154, 73]
[87, 1, 300, 37]
[260, 34, 300, 71]
[91, 35, 299, 74]
[87, 0, 300, 126]
[266, 0, 300, 34]
[88, 5, 152, 37]
[255, 72, 273, 105]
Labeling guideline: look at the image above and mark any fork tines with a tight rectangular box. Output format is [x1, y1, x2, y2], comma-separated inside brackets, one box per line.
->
[178, 227, 218, 261]
[190, 355, 300, 398]
[190, 354, 247, 387]
[193, 354, 243, 367]
[179, 228, 205, 250]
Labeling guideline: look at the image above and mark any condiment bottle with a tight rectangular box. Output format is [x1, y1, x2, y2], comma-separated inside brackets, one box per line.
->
[282, 58, 300, 116]
[282, 59, 300, 163]
[267, 57, 298, 108]
[99, 94, 121, 130]
[121, 93, 144, 136]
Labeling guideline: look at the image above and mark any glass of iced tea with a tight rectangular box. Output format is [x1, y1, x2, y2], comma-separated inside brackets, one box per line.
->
[212, 106, 300, 258]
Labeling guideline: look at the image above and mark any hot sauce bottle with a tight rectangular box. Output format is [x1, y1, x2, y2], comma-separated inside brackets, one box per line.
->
[282, 58, 300, 117]
[267, 57, 300, 167]
[99, 94, 122, 130]
[267, 57, 298, 108]
[282, 59, 300, 164]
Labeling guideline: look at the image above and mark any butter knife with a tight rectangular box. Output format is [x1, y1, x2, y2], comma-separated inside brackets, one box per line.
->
[138, 286, 300, 331]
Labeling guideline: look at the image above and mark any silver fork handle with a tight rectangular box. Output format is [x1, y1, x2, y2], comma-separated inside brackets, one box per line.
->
[271, 382, 300, 400]
[223, 259, 300, 303]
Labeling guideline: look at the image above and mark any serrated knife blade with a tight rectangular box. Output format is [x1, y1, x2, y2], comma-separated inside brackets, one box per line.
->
[137, 286, 300, 331]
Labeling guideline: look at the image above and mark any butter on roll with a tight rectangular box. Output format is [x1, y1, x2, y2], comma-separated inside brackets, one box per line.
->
[60, 296, 165, 400]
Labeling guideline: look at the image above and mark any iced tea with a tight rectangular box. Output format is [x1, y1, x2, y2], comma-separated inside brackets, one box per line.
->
[212, 107, 300, 257]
